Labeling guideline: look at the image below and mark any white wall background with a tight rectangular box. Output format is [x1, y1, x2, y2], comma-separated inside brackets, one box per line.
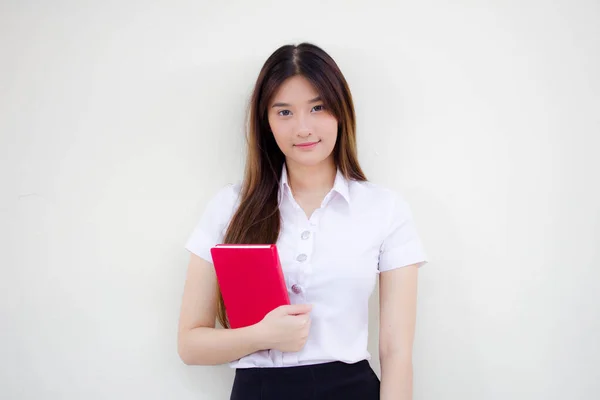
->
[1, 1, 599, 399]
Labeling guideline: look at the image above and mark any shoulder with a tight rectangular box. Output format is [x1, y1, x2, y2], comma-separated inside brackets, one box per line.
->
[207, 182, 242, 209]
[196, 181, 243, 227]
[348, 180, 410, 214]
[184, 182, 243, 257]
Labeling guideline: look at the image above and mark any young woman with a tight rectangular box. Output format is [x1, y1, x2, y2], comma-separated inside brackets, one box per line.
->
[178, 43, 428, 400]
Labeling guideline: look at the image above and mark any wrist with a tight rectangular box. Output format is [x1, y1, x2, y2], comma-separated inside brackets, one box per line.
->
[246, 321, 269, 351]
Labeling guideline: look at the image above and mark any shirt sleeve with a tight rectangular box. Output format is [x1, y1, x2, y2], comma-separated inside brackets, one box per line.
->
[184, 184, 239, 264]
[378, 191, 428, 272]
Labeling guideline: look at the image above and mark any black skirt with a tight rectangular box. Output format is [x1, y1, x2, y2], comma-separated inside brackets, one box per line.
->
[230, 359, 380, 400]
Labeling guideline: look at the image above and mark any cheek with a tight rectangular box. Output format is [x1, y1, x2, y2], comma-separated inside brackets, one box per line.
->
[268, 118, 288, 145]
[319, 115, 339, 142]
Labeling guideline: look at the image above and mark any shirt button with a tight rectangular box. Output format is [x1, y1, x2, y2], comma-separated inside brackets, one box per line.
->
[301, 230, 311, 240]
[291, 284, 303, 294]
[296, 253, 308, 262]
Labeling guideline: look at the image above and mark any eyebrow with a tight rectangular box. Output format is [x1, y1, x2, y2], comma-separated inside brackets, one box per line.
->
[271, 96, 322, 108]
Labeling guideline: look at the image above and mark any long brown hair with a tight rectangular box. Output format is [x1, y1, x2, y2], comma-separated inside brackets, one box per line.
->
[217, 43, 367, 328]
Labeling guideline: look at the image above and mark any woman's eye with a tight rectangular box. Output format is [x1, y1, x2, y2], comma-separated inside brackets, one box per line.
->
[278, 110, 291, 116]
[312, 105, 325, 112]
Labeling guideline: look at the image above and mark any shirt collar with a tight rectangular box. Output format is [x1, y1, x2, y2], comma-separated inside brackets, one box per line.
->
[279, 163, 351, 205]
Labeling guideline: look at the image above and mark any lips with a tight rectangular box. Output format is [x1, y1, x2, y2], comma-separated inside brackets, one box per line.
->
[295, 140, 320, 147]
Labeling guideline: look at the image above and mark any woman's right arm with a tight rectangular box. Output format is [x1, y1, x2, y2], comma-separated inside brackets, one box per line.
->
[178, 253, 312, 365]
[177, 254, 267, 365]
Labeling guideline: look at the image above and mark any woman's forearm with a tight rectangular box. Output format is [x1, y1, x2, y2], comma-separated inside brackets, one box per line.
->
[380, 354, 413, 400]
[178, 325, 265, 365]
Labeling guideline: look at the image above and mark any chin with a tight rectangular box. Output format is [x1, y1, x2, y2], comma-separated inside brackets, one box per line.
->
[287, 154, 333, 168]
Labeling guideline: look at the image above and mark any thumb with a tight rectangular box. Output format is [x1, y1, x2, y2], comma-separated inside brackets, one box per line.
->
[281, 303, 312, 315]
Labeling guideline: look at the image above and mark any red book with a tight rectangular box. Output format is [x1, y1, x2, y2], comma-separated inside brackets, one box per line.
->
[210, 244, 290, 329]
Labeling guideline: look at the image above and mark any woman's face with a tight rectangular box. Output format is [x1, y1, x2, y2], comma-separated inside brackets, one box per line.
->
[267, 75, 338, 168]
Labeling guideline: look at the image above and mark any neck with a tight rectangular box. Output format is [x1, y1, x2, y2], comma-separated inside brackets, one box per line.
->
[285, 157, 336, 196]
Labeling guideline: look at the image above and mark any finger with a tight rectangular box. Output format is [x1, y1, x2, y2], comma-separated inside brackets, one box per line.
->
[281, 303, 312, 315]
[291, 315, 310, 327]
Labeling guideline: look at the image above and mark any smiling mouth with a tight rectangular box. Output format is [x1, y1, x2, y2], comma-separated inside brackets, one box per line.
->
[295, 140, 320, 147]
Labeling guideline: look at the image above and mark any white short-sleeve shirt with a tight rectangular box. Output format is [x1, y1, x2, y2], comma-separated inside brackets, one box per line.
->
[185, 165, 428, 368]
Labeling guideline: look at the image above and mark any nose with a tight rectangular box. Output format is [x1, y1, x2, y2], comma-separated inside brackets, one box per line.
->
[297, 129, 311, 138]
[295, 114, 312, 137]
